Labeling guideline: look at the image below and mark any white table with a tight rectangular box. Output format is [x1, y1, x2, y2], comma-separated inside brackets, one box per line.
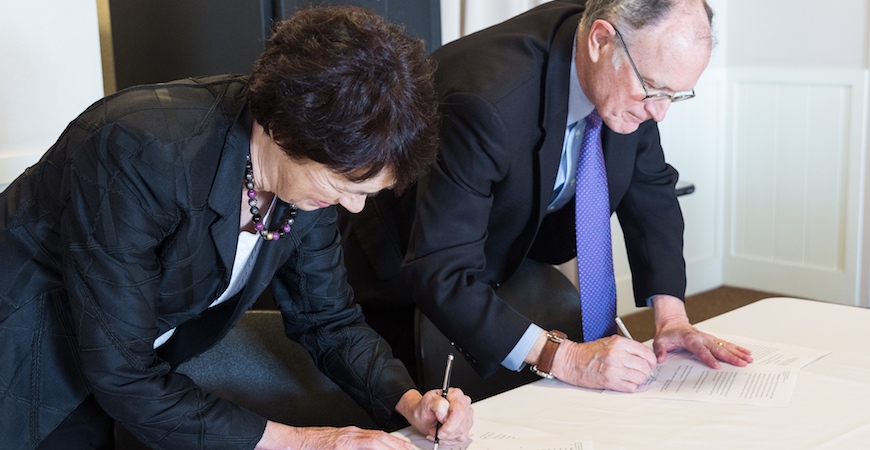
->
[409, 297, 870, 449]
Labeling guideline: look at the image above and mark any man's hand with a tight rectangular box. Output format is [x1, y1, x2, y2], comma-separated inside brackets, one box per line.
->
[549, 335, 657, 392]
[395, 388, 473, 447]
[651, 295, 753, 369]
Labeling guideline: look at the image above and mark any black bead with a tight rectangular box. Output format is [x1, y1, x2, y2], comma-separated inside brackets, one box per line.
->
[245, 153, 298, 241]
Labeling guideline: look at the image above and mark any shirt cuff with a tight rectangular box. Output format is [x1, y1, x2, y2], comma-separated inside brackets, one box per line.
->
[501, 324, 545, 371]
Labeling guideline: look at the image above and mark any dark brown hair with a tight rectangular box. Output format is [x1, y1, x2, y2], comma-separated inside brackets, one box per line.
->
[248, 6, 438, 193]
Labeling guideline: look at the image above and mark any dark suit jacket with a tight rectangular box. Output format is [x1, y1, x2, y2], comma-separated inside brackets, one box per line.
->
[344, 0, 686, 378]
[0, 75, 413, 449]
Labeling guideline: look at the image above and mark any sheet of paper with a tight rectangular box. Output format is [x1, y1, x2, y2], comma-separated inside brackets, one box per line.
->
[604, 334, 831, 406]
[392, 418, 593, 450]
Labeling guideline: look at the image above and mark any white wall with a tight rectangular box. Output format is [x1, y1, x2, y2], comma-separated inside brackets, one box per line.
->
[440, 0, 551, 44]
[724, 68, 866, 306]
[0, 1, 104, 191]
[720, 0, 870, 307]
[725, 0, 869, 68]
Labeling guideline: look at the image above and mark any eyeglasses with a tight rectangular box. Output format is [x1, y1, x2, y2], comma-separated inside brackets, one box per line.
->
[612, 26, 696, 103]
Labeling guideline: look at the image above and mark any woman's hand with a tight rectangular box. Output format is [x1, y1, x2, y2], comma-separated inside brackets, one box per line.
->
[255, 387, 473, 449]
[395, 388, 474, 447]
[256, 421, 416, 450]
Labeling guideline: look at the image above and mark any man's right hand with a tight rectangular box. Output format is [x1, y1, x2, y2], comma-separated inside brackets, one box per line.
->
[549, 336, 657, 392]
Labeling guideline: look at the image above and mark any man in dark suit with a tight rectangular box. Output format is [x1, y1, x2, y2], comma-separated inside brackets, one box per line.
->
[342, 0, 753, 396]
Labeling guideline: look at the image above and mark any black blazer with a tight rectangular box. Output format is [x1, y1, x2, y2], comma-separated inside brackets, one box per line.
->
[0, 75, 413, 449]
[346, 0, 686, 378]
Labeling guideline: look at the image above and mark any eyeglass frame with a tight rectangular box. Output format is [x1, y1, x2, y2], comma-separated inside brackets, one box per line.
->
[611, 25, 696, 103]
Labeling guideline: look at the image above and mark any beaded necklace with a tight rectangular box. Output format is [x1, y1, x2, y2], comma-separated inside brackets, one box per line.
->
[245, 154, 297, 241]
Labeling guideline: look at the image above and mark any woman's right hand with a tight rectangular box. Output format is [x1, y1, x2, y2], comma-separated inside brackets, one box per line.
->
[256, 421, 415, 450]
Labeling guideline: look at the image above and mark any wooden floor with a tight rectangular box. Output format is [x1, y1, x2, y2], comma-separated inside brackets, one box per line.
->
[618, 286, 784, 342]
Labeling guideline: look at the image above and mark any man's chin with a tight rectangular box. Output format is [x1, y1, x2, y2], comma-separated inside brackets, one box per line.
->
[608, 120, 642, 135]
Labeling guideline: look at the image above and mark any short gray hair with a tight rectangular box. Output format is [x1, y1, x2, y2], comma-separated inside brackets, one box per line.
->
[579, 0, 713, 34]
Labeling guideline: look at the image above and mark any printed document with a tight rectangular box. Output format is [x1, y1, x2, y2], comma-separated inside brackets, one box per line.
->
[604, 334, 830, 406]
[393, 418, 593, 449]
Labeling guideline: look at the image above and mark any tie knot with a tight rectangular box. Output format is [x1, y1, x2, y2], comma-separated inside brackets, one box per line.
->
[585, 109, 602, 130]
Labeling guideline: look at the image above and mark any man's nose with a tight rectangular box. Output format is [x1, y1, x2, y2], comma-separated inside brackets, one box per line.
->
[644, 99, 671, 123]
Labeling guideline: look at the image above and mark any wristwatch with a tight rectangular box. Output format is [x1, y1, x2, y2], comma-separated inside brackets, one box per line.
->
[530, 330, 567, 379]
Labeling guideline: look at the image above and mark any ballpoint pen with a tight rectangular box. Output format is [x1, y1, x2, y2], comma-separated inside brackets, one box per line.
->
[615, 316, 634, 340]
[433, 353, 454, 450]
[615, 316, 656, 381]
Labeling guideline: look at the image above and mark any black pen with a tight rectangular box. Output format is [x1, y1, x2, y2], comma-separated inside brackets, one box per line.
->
[433, 353, 454, 450]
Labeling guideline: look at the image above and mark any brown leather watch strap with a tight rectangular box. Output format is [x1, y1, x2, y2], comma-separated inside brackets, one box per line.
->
[530, 330, 567, 379]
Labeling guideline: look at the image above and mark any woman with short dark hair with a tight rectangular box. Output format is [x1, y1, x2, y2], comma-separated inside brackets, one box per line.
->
[0, 6, 471, 449]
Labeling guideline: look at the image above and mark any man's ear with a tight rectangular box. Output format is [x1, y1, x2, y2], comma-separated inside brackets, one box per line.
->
[587, 19, 616, 64]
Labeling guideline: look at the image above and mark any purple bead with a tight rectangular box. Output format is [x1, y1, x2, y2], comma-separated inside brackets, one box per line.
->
[247, 189, 257, 199]
[272, 233, 280, 241]
[282, 223, 291, 233]
[255, 222, 265, 231]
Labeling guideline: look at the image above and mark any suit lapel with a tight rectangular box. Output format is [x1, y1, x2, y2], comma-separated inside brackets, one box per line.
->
[536, 16, 582, 221]
[207, 109, 252, 284]
[166, 203, 301, 366]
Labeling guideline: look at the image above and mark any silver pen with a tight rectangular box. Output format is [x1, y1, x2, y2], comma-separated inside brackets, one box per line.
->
[615, 316, 634, 340]
[433, 353, 454, 450]
[615, 316, 656, 381]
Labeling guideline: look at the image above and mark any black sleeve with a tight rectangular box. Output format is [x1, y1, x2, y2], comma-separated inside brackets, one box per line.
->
[272, 207, 416, 427]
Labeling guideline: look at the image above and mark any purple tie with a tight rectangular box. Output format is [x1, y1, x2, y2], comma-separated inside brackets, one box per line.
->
[574, 110, 617, 342]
